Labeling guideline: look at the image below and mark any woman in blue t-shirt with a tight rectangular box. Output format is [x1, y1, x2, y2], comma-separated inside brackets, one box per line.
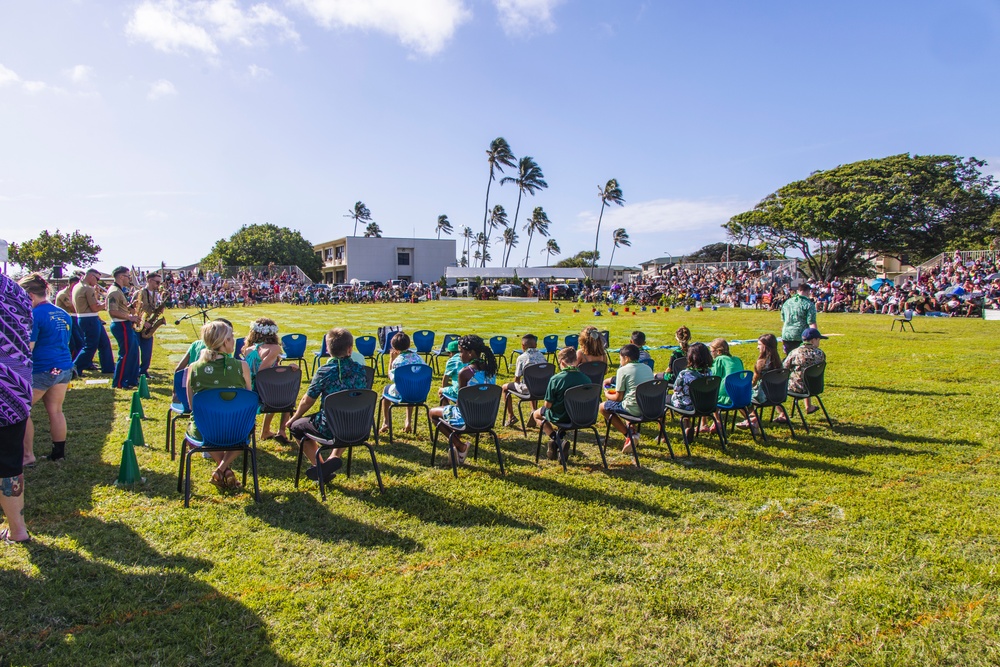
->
[18, 274, 74, 464]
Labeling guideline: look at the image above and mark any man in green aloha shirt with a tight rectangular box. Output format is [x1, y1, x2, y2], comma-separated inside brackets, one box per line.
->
[781, 282, 817, 355]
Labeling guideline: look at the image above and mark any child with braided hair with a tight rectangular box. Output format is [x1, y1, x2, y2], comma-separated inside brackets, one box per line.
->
[243, 317, 295, 444]
[428, 335, 497, 465]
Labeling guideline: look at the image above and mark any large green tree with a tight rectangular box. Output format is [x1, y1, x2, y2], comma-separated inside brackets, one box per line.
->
[364, 222, 383, 238]
[684, 242, 782, 263]
[592, 179, 625, 273]
[501, 156, 548, 264]
[555, 250, 599, 268]
[481, 138, 517, 266]
[726, 154, 999, 280]
[201, 223, 322, 280]
[10, 229, 101, 273]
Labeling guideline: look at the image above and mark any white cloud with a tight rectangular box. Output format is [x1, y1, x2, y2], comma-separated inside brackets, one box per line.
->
[0, 64, 20, 87]
[126, 0, 298, 56]
[127, 1, 219, 54]
[247, 63, 270, 78]
[493, 0, 562, 36]
[147, 79, 178, 100]
[575, 197, 753, 252]
[291, 0, 471, 55]
[66, 65, 95, 84]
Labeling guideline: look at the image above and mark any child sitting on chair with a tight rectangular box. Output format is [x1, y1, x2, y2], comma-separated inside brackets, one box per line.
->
[501, 334, 546, 427]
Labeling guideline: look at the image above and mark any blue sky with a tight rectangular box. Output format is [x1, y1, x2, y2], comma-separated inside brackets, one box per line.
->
[1, 0, 998, 272]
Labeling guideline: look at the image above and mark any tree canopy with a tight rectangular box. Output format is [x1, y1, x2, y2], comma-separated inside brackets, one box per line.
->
[555, 250, 600, 268]
[10, 229, 101, 273]
[725, 154, 999, 280]
[201, 223, 322, 280]
[684, 242, 782, 263]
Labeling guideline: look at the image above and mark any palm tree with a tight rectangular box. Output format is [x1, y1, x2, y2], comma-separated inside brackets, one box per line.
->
[482, 138, 517, 264]
[500, 156, 548, 254]
[363, 222, 383, 238]
[543, 238, 561, 267]
[484, 204, 509, 265]
[592, 179, 625, 273]
[461, 226, 473, 263]
[344, 201, 373, 237]
[522, 206, 551, 267]
[501, 227, 518, 268]
[459, 252, 468, 268]
[435, 214, 453, 239]
[606, 228, 631, 282]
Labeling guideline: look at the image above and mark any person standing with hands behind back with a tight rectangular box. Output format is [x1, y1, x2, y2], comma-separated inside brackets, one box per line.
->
[781, 282, 817, 355]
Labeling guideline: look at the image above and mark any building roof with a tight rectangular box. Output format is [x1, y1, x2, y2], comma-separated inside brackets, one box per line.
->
[640, 256, 684, 266]
[314, 235, 456, 249]
[446, 267, 586, 280]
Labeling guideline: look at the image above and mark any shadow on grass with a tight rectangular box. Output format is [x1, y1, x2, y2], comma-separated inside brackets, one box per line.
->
[504, 470, 684, 518]
[0, 518, 291, 666]
[831, 383, 971, 397]
[346, 485, 544, 532]
[244, 491, 422, 551]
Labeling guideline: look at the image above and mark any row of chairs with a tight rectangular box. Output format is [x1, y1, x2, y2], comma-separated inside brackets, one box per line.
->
[236, 331, 618, 382]
[166, 356, 831, 505]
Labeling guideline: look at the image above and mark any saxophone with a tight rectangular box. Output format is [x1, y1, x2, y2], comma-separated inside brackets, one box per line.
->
[135, 286, 168, 339]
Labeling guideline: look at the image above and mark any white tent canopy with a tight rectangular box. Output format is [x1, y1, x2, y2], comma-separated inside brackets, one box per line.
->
[446, 267, 585, 280]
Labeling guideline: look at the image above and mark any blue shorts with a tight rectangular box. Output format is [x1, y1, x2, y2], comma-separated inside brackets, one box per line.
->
[603, 400, 629, 415]
[32, 368, 73, 391]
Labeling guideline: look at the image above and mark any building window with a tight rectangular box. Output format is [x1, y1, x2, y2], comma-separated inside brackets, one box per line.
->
[397, 252, 410, 266]
[335, 246, 344, 260]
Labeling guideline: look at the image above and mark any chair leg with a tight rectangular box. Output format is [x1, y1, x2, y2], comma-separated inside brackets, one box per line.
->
[572, 429, 578, 455]
[294, 438, 305, 488]
[492, 431, 505, 475]
[448, 433, 459, 478]
[473, 433, 480, 461]
[184, 450, 193, 508]
[387, 402, 395, 444]
[659, 418, 675, 459]
[346, 446, 354, 477]
[430, 423, 439, 466]
[712, 413, 727, 451]
[316, 445, 330, 501]
[249, 446, 260, 502]
[516, 400, 527, 435]
[793, 398, 810, 433]
[423, 405, 433, 441]
[753, 407, 768, 443]
[535, 427, 543, 463]
[590, 427, 608, 469]
[367, 445, 384, 492]
[779, 406, 796, 438]
[177, 438, 188, 493]
[816, 395, 834, 429]
[164, 409, 171, 451]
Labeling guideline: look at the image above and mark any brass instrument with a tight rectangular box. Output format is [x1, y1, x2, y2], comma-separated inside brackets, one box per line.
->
[134, 286, 167, 339]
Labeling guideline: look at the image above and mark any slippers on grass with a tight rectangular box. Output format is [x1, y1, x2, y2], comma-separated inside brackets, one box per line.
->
[210, 470, 227, 491]
[223, 469, 241, 489]
[307, 457, 342, 484]
[806, 406, 820, 415]
[1, 528, 31, 545]
[272, 434, 291, 446]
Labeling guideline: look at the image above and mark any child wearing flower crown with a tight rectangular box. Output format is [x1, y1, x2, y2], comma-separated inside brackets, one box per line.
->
[244, 317, 295, 444]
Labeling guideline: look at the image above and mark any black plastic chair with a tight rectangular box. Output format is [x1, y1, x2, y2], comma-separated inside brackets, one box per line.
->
[431, 384, 504, 478]
[537, 383, 606, 470]
[666, 375, 725, 453]
[364, 365, 375, 390]
[254, 366, 301, 424]
[577, 360, 607, 385]
[430, 334, 460, 374]
[669, 356, 688, 377]
[752, 369, 795, 442]
[294, 389, 382, 499]
[177, 388, 261, 507]
[607, 379, 672, 464]
[165, 369, 191, 460]
[788, 362, 833, 432]
[509, 362, 556, 434]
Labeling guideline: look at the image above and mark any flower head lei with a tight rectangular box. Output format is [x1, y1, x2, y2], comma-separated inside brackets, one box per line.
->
[251, 322, 279, 335]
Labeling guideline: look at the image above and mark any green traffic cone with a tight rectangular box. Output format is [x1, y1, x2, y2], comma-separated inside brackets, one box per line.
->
[138, 374, 151, 400]
[130, 391, 145, 419]
[128, 413, 146, 448]
[115, 439, 145, 487]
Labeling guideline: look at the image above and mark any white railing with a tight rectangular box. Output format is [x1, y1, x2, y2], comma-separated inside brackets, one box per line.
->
[916, 250, 997, 274]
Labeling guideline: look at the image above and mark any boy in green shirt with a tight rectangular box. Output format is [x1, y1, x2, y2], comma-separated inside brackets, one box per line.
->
[600, 343, 654, 453]
[532, 347, 591, 461]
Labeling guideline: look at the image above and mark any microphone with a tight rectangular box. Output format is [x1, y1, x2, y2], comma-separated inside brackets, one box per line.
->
[174, 318, 182, 324]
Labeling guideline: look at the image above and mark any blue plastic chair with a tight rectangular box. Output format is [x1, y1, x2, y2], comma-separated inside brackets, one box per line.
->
[564, 334, 579, 349]
[281, 333, 309, 380]
[542, 334, 560, 363]
[164, 369, 191, 460]
[354, 335, 378, 368]
[640, 358, 655, 371]
[430, 333, 460, 374]
[375, 331, 398, 376]
[412, 330, 436, 364]
[177, 388, 260, 507]
[718, 370, 756, 444]
[234, 337, 246, 360]
[312, 344, 330, 376]
[489, 336, 510, 374]
[378, 363, 433, 444]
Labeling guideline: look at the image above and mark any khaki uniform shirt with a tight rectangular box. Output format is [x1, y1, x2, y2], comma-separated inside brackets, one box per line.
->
[55, 287, 75, 314]
[106, 285, 130, 323]
[72, 283, 100, 316]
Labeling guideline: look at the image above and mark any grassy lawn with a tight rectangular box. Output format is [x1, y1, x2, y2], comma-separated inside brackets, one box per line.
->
[3, 302, 999, 666]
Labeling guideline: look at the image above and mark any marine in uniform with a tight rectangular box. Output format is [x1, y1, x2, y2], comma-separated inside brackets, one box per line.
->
[107, 266, 141, 389]
[72, 269, 115, 376]
[54, 273, 84, 361]
[135, 272, 162, 377]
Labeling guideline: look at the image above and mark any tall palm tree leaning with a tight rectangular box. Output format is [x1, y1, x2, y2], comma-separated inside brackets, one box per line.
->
[522, 206, 551, 267]
[592, 179, 625, 274]
[435, 214, 453, 239]
[606, 228, 631, 283]
[501, 156, 548, 262]
[501, 227, 518, 267]
[363, 222, 383, 238]
[482, 138, 517, 266]
[543, 238, 561, 267]
[345, 201, 373, 237]
[486, 204, 509, 255]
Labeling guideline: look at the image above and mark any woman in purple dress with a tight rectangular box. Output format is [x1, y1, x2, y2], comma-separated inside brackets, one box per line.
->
[0, 273, 34, 543]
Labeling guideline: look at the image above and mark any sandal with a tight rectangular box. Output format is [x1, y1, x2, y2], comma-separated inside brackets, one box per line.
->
[210, 470, 227, 490]
[504, 417, 519, 428]
[1, 528, 31, 544]
[806, 406, 820, 415]
[223, 469, 241, 489]
[273, 434, 290, 446]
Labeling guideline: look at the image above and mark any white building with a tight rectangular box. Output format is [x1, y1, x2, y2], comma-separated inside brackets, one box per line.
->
[314, 236, 457, 285]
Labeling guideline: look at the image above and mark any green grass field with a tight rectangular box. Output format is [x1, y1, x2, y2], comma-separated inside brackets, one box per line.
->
[3, 302, 999, 666]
